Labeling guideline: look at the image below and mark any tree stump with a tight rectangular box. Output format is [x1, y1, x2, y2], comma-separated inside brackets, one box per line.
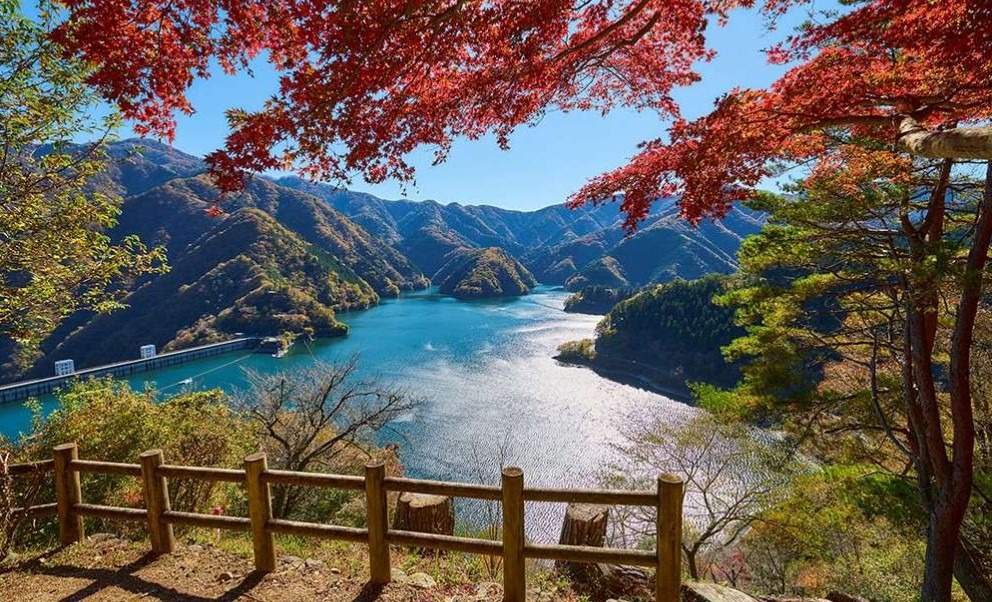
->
[556, 503, 609, 575]
[392, 493, 455, 536]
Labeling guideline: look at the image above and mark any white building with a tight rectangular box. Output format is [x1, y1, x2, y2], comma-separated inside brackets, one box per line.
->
[54, 359, 75, 377]
[140, 344, 156, 359]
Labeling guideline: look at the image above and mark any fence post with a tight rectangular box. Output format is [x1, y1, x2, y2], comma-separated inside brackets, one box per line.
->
[501, 466, 525, 602]
[245, 452, 277, 572]
[365, 460, 391, 584]
[53, 443, 83, 545]
[656, 473, 684, 602]
[140, 449, 175, 554]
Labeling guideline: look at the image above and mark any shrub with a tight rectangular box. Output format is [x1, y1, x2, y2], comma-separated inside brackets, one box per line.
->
[555, 339, 597, 362]
[18, 378, 253, 541]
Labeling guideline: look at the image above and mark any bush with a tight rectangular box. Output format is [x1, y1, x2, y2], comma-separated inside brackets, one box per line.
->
[16, 378, 253, 542]
[555, 339, 597, 362]
[732, 466, 925, 602]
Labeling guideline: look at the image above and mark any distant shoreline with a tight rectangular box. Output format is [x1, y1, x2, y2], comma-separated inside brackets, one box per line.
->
[552, 353, 694, 403]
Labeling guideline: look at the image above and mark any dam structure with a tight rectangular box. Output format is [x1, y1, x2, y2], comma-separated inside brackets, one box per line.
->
[0, 337, 275, 405]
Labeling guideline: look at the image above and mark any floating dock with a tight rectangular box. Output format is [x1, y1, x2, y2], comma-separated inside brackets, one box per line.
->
[0, 337, 264, 405]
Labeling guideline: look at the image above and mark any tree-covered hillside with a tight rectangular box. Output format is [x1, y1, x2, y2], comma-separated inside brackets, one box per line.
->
[433, 247, 537, 299]
[557, 276, 743, 389]
[19, 209, 358, 378]
[596, 276, 741, 361]
[0, 140, 429, 382]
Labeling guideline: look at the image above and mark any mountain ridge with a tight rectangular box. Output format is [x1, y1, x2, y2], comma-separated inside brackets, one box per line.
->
[1, 139, 764, 383]
[276, 176, 765, 288]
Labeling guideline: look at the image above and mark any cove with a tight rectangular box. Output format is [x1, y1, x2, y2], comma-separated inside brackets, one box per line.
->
[0, 286, 695, 539]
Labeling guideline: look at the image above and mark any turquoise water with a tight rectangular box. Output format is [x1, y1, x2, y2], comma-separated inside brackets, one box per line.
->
[0, 286, 694, 537]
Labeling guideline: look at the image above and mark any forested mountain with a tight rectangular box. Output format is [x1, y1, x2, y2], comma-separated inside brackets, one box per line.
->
[433, 247, 537, 299]
[26, 208, 358, 377]
[556, 276, 744, 390]
[278, 177, 765, 288]
[1, 141, 426, 382]
[1, 139, 761, 382]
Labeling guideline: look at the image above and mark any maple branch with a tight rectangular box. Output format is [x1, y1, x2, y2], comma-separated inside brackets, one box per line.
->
[553, 0, 654, 63]
[896, 116, 992, 160]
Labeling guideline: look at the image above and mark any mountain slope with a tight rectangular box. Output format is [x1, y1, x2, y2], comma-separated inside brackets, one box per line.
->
[278, 177, 764, 287]
[29, 208, 359, 377]
[433, 247, 537, 299]
[106, 164, 428, 297]
[3, 141, 431, 382]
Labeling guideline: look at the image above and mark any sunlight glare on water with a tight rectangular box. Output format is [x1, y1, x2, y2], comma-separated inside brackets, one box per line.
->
[0, 286, 696, 540]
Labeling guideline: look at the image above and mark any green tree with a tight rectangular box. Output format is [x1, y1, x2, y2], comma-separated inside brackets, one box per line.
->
[712, 149, 992, 599]
[738, 467, 925, 601]
[0, 0, 165, 356]
[25, 378, 253, 512]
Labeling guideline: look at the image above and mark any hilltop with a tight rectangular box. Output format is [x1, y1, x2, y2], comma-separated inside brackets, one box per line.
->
[433, 247, 537, 299]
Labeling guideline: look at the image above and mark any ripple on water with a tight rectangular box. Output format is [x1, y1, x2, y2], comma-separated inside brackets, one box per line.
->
[0, 286, 692, 541]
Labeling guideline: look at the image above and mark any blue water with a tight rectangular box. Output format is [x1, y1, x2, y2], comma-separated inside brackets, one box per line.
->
[0, 286, 694, 537]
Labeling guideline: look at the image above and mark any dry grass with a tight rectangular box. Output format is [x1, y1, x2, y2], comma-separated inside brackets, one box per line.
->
[0, 531, 586, 602]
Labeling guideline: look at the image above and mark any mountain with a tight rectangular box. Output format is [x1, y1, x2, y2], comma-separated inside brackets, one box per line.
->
[31, 208, 357, 375]
[563, 256, 629, 290]
[2, 138, 764, 383]
[526, 200, 765, 290]
[106, 149, 428, 297]
[277, 177, 765, 288]
[2, 141, 428, 382]
[433, 247, 537, 299]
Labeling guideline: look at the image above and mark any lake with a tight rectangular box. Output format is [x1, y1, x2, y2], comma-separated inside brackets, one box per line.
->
[0, 285, 696, 539]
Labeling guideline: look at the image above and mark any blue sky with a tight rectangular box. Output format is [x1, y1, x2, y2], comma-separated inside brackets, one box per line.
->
[115, 5, 824, 211]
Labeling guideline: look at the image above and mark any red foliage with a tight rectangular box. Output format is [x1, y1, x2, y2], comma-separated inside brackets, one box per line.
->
[574, 0, 992, 225]
[53, 0, 738, 195]
[53, 0, 992, 227]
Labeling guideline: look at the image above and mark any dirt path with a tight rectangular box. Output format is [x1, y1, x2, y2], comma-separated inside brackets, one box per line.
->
[0, 536, 508, 602]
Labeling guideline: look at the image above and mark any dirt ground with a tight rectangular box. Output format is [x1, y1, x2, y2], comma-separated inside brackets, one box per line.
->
[0, 535, 517, 602]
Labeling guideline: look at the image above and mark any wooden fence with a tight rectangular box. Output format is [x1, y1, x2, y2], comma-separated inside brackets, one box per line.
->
[8, 443, 685, 602]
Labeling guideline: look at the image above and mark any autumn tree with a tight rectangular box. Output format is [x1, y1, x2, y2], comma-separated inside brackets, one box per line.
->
[237, 358, 416, 519]
[50, 1, 992, 599]
[0, 0, 165, 358]
[602, 411, 800, 581]
[713, 152, 992, 601]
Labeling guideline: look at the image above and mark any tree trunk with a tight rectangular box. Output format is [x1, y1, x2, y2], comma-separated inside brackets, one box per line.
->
[558, 503, 608, 546]
[392, 492, 454, 536]
[954, 536, 992, 602]
[556, 503, 609, 575]
[924, 504, 966, 602]
[916, 162, 992, 601]
[939, 161, 992, 602]
[685, 547, 700, 580]
[898, 117, 992, 161]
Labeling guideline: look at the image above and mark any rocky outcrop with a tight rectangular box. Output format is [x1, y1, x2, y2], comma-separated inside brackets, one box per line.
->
[682, 583, 761, 602]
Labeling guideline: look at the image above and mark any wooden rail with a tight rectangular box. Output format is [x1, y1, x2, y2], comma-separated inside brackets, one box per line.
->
[8, 443, 684, 602]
